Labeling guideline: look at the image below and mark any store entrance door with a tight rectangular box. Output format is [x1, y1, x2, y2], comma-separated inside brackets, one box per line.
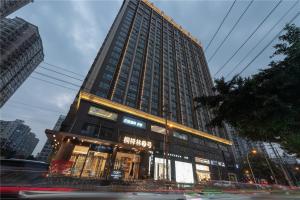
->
[195, 164, 211, 182]
[81, 151, 108, 178]
[69, 145, 108, 178]
[114, 152, 140, 180]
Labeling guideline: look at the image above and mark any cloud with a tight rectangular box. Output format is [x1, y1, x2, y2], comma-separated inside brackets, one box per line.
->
[69, 1, 103, 61]
[53, 93, 74, 109]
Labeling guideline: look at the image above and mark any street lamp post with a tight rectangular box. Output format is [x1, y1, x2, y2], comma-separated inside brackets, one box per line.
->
[269, 142, 293, 186]
[246, 150, 257, 185]
[261, 151, 278, 185]
[163, 105, 171, 181]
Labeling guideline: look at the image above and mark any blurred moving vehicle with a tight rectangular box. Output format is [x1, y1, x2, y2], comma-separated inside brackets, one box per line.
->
[0, 159, 50, 199]
[0, 159, 49, 185]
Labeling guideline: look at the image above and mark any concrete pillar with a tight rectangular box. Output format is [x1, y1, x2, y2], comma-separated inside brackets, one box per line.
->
[139, 151, 149, 179]
[53, 139, 75, 161]
[107, 146, 118, 179]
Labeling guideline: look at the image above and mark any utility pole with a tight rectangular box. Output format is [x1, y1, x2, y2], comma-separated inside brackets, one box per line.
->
[246, 152, 257, 185]
[269, 142, 293, 186]
[163, 104, 171, 181]
[262, 152, 278, 184]
[259, 142, 278, 184]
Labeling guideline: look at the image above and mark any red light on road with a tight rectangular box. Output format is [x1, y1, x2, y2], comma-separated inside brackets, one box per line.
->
[0, 186, 77, 193]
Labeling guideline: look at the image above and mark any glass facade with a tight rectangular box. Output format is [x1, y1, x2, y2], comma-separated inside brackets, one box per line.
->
[52, 0, 236, 182]
[0, 17, 44, 107]
[82, 0, 224, 137]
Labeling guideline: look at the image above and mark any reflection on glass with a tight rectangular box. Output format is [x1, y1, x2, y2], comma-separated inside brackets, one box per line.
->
[154, 157, 171, 181]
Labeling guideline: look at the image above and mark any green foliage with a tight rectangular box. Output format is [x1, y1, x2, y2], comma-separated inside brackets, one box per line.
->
[195, 24, 300, 156]
[240, 153, 287, 185]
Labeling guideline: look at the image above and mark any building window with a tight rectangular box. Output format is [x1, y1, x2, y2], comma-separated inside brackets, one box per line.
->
[81, 123, 99, 136]
[173, 131, 188, 141]
[100, 126, 114, 139]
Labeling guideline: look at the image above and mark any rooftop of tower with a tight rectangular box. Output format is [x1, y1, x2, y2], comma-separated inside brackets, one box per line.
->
[142, 0, 202, 48]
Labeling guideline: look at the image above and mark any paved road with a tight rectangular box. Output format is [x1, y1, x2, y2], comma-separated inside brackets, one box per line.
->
[17, 192, 300, 200]
[185, 193, 300, 200]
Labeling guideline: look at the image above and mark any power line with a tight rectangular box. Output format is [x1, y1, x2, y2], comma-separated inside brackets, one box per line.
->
[30, 76, 78, 91]
[33, 71, 81, 88]
[214, 0, 283, 76]
[236, 12, 300, 76]
[39, 65, 84, 82]
[207, 0, 254, 63]
[40, 63, 95, 89]
[9, 101, 64, 114]
[43, 61, 84, 78]
[225, 1, 299, 79]
[205, 0, 237, 52]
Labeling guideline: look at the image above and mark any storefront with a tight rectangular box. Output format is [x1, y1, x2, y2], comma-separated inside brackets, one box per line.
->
[195, 164, 211, 182]
[69, 145, 108, 178]
[46, 93, 236, 182]
[154, 157, 171, 180]
[175, 161, 194, 184]
[114, 152, 140, 179]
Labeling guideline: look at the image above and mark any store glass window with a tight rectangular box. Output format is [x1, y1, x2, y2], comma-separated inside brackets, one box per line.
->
[100, 126, 114, 138]
[69, 145, 108, 179]
[114, 152, 140, 180]
[81, 123, 99, 136]
[175, 161, 194, 184]
[195, 164, 211, 182]
[154, 157, 171, 181]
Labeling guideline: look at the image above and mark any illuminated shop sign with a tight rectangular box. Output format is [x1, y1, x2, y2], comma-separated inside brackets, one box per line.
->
[166, 153, 189, 160]
[123, 136, 152, 148]
[175, 161, 194, 184]
[110, 170, 123, 180]
[218, 161, 226, 167]
[151, 125, 166, 134]
[195, 157, 210, 164]
[122, 116, 146, 129]
[88, 106, 118, 121]
[210, 160, 218, 166]
[196, 164, 210, 171]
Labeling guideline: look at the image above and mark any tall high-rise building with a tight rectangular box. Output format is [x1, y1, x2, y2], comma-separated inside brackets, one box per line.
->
[0, 119, 39, 157]
[46, 0, 236, 182]
[0, 0, 32, 19]
[0, 17, 44, 107]
[37, 115, 66, 163]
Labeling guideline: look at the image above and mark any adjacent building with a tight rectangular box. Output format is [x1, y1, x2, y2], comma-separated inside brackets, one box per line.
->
[37, 115, 66, 163]
[46, 0, 236, 183]
[0, 0, 32, 19]
[0, 17, 44, 107]
[226, 125, 268, 163]
[0, 119, 39, 157]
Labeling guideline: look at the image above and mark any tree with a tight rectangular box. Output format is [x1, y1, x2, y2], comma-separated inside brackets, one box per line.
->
[240, 152, 287, 185]
[194, 24, 300, 156]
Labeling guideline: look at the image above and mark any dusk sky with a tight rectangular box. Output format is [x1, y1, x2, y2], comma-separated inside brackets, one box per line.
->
[1, 0, 299, 155]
